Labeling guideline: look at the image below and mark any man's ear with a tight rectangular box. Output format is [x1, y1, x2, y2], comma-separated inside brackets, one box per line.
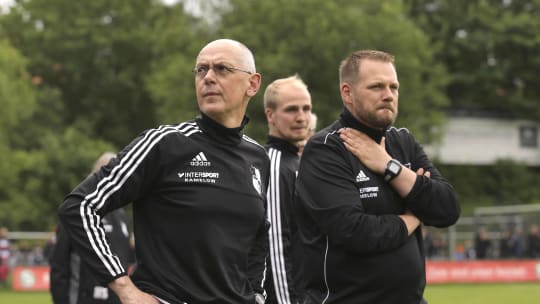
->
[341, 83, 353, 106]
[265, 108, 274, 124]
[247, 73, 262, 97]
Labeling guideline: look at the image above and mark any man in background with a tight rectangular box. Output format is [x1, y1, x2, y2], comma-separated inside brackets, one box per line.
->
[50, 152, 132, 304]
[263, 74, 312, 304]
[0, 226, 11, 287]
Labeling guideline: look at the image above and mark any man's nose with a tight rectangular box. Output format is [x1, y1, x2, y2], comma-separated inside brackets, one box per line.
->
[203, 67, 218, 81]
[382, 87, 395, 101]
[297, 111, 310, 122]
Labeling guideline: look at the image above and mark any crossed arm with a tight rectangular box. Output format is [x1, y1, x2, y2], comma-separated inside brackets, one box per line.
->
[339, 127, 429, 235]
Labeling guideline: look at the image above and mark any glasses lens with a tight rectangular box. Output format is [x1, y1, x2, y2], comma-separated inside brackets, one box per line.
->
[214, 64, 232, 76]
[194, 65, 208, 77]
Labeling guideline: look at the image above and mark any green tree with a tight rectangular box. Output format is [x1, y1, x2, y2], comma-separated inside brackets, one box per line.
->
[3, 128, 114, 230]
[0, 37, 37, 228]
[145, 4, 210, 124]
[0, 36, 114, 230]
[0, 0, 177, 229]
[0, 36, 35, 226]
[407, 0, 540, 120]
[1, 0, 169, 146]
[0, 38, 36, 135]
[439, 160, 540, 213]
[216, 0, 449, 143]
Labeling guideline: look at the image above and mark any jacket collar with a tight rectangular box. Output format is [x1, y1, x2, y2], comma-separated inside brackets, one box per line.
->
[197, 112, 249, 146]
[339, 107, 387, 143]
[266, 135, 300, 155]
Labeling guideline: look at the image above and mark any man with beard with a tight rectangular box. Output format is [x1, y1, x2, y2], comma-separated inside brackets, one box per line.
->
[294, 50, 460, 304]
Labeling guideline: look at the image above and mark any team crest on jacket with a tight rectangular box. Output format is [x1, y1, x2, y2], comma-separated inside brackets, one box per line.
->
[250, 166, 262, 195]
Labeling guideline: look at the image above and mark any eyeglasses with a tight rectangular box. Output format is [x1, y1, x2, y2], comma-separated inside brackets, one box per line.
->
[193, 63, 253, 78]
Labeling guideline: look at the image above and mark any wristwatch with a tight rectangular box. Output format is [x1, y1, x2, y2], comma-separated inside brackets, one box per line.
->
[384, 159, 402, 182]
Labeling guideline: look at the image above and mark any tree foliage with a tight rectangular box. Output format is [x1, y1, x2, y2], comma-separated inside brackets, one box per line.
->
[439, 160, 540, 214]
[217, 0, 449, 142]
[0, 38, 36, 133]
[0, 37, 114, 229]
[3, 128, 114, 230]
[0, 0, 154, 229]
[144, 4, 209, 125]
[0, 37, 37, 229]
[406, 0, 540, 120]
[1, 0, 166, 146]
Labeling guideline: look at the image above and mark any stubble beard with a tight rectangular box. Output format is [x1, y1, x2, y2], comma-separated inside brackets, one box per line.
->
[362, 109, 397, 130]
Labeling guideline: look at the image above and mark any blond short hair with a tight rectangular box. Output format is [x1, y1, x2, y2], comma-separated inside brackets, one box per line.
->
[263, 74, 308, 110]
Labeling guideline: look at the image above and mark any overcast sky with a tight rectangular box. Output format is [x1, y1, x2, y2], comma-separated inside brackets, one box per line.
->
[0, 0, 13, 10]
[0, 0, 180, 12]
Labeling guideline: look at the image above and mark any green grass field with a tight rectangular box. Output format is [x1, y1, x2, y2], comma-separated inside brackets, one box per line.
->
[424, 283, 540, 304]
[1, 283, 540, 303]
[0, 289, 51, 304]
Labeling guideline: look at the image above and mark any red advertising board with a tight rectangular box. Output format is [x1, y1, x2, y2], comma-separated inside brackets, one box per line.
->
[426, 260, 540, 284]
[11, 266, 50, 291]
[8, 261, 540, 290]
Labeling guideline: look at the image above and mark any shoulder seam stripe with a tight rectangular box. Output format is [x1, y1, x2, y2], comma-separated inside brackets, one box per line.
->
[323, 130, 338, 144]
[243, 134, 265, 149]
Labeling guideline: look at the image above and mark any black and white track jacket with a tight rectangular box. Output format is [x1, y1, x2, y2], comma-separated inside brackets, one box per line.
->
[294, 108, 460, 304]
[50, 209, 132, 304]
[58, 113, 270, 304]
[264, 136, 302, 304]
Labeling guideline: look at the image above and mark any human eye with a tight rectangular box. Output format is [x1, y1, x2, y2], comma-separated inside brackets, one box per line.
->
[369, 83, 384, 90]
[214, 64, 233, 75]
[284, 106, 297, 113]
[195, 65, 209, 76]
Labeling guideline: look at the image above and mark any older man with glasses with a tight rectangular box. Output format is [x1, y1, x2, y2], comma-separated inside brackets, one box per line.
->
[58, 39, 270, 304]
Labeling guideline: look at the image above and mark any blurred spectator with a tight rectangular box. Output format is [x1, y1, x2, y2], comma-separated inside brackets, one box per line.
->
[526, 224, 540, 258]
[431, 230, 447, 258]
[499, 227, 515, 258]
[50, 152, 132, 304]
[454, 243, 465, 260]
[475, 226, 492, 259]
[499, 226, 525, 259]
[15, 240, 32, 265]
[463, 239, 476, 259]
[29, 244, 47, 266]
[0, 226, 10, 285]
[422, 228, 447, 259]
[42, 227, 57, 263]
[422, 227, 434, 258]
[512, 227, 525, 258]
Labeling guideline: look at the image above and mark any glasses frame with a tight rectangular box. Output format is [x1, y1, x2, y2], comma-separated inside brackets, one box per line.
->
[193, 63, 253, 78]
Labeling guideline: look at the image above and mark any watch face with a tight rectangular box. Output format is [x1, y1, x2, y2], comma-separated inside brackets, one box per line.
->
[389, 161, 401, 173]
